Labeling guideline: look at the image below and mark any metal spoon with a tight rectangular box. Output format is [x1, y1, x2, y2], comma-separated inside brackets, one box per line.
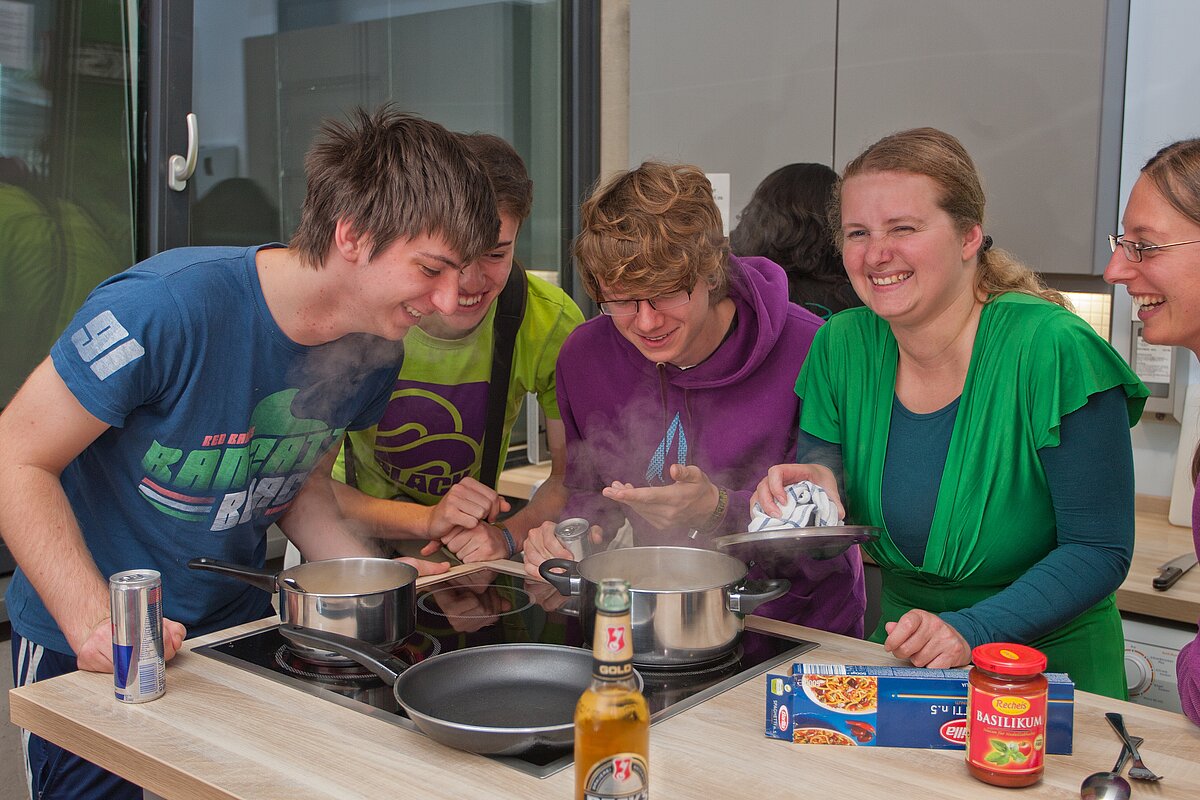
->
[1079, 735, 1142, 800]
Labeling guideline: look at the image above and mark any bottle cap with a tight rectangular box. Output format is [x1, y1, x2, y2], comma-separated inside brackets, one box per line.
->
[971, 642, 1047, 676]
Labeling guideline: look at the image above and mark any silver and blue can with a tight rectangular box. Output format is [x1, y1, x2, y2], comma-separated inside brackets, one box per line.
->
[554, 517, 591, 561]
[110, 569, 166, 703]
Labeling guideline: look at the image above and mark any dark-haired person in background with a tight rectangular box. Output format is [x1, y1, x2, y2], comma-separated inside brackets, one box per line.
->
[1104, 136, 1200, 723]
[0, 106, 494, 800]
[730, 162, 863, 319]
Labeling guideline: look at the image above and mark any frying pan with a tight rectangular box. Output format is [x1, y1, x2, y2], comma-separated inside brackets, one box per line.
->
[280, 625, 642, 757]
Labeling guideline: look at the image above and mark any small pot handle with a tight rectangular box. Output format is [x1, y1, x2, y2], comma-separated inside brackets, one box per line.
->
[187, 557, 278, 593]
[279, 625, 409, 685]
[539, 558, 582, 598]
[726, 578, 791, 615]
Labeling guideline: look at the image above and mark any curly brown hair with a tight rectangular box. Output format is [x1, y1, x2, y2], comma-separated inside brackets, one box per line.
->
[289, 104, 497, 269]
[574, 162, 730, 303]
[830, 127, 1069, 309]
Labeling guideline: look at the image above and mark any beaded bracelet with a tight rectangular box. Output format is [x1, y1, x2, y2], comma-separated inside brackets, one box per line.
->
[492, 523, 517, 559]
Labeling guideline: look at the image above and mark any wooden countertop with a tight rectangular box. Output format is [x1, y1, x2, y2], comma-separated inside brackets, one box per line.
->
[9, 561, 1200, 799]
[1123, 497, 1199, 625]
[499, 465, 1200, 627]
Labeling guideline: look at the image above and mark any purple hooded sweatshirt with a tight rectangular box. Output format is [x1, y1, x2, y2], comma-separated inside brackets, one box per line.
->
[1178, 475, 1200, 725]
[555, 255, 866, 637]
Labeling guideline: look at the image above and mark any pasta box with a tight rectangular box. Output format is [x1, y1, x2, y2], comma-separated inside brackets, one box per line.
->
[765, 663, 1074, 752]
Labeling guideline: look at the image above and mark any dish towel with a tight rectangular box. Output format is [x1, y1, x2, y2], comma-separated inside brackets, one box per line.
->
[749, 481, 840, 531]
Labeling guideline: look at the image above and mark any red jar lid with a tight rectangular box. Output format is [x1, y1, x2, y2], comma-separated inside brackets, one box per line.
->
[971, 642, 1047, 676]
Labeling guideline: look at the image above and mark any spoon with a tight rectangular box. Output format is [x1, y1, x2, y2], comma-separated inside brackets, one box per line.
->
[1079, 735, 1141, 800]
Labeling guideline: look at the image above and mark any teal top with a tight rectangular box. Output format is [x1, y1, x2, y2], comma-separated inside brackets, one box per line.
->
[796, 294, 1148, 698]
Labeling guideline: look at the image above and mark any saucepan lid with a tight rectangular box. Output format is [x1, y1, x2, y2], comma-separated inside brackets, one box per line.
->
[712, 525, 881, 563]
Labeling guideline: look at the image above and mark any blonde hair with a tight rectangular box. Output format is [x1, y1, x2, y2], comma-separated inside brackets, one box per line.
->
[831, 127, 1069, 309]
[574, 162, 730, 302]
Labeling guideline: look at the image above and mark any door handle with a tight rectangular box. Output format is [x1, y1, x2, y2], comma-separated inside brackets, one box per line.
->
[168, 112, 198, 192]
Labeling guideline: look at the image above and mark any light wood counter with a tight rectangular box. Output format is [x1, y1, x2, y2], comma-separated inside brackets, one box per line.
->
[9, 561, 1200, 800]
[1123, 498, 1199, 625]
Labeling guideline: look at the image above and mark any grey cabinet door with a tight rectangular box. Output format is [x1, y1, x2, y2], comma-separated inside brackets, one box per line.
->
[629, 0, 838, 223]
[834, 0, 1126, 276]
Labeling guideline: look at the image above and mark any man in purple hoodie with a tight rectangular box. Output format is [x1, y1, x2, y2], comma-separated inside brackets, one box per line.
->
[523, 161, 865, 636]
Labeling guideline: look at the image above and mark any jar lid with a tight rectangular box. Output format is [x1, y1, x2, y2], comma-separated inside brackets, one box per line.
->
[971, 642, 1047, 675]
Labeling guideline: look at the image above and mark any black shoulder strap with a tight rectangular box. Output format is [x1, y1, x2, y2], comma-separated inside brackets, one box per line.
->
[478, 264, 528, 489]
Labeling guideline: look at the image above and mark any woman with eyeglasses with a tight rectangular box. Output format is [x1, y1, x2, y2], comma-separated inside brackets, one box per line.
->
[521, 161, 866, 636]
[1104, 137, 1200, 722]
[752, 128, 1148, 698]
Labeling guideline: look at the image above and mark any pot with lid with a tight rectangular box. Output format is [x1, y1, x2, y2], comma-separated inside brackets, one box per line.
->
[539, 546, 789, 667]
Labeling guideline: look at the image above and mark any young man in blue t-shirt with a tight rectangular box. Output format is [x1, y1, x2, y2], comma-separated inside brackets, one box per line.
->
[0, 105, 498, 800]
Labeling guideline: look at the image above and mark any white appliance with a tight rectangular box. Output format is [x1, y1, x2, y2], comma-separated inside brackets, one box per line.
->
[1122, 615, 1196, 714]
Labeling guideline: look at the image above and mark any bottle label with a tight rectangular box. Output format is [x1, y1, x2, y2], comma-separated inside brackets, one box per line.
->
[583, 752, 648, 799]
[592, 610, 634, 682]
[965, 684, 1047, 775]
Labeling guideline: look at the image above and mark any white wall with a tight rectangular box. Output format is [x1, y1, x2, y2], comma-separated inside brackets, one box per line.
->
[1119, 0, 1200, 497]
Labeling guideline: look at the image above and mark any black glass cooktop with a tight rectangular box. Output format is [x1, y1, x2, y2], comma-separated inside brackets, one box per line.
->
[195, 568, 818, 778]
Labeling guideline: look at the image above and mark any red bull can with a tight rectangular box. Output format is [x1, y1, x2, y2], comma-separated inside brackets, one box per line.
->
[110, 569, 166, 702]
[554, 517, 591, 561]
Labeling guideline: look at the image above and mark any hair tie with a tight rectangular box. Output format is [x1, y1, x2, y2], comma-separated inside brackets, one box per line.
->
[981, 234, 994, 253]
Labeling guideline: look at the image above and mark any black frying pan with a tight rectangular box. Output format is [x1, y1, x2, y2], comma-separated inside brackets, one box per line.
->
[280, 625, 640, 757]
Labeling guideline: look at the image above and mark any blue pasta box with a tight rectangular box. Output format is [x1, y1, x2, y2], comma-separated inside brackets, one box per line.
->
[765, 663, 1074, 753]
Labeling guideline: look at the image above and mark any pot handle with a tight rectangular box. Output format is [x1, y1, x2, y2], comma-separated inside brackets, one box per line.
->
[187, 557, 278, 592]
[539, 558, 582, 598]
[726, 578, 791, 615]
[279, 625, 409, 685]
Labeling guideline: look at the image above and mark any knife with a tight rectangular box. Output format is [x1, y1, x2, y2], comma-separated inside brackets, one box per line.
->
[1153, 552, 1199, 591]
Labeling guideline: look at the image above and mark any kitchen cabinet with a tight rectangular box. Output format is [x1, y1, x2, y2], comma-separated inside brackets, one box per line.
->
[629, 0, 1125, 276]
[10, 561, 1200, 799]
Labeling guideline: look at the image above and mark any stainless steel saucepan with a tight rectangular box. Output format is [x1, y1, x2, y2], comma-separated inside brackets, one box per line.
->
[540, 545, 789, 667]
[187, 557, 417, 662]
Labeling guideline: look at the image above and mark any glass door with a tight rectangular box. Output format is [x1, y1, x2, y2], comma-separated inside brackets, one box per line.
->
[163, 0, 591, 301]
[0, 0, 139, 406]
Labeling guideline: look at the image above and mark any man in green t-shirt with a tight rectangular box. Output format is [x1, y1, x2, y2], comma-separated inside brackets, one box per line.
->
[329, 133, 583, 561]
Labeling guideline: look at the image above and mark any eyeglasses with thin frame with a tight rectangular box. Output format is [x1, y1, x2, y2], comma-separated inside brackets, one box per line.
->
[598, 288, 692, 316]
[1109, 233, 1200, 263]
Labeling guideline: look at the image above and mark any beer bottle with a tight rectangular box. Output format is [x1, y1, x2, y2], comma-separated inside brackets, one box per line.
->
[575, 578, 649, 800]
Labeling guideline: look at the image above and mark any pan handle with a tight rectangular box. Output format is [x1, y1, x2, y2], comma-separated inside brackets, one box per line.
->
[726, 578, 791, 615]
[279, 625, 409, 685]
[539, 558, 582, 598]
[187, 557, 278, 592]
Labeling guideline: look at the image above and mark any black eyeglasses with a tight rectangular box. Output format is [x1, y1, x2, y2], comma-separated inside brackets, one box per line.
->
[1109, 234, 1200, 263]
[598, 289, 692, 316]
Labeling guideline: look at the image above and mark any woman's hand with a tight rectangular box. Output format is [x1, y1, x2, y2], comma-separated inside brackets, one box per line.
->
[601, 464, 717, 531]
[883, 609, 971, 669]
[750, 463, 845, 519]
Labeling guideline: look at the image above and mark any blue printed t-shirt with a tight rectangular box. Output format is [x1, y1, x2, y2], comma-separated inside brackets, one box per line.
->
[5, 245, 403, 654]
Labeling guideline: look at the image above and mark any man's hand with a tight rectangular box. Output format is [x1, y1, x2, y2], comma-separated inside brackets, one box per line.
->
[601, 464, 717, 531]
[394, 556, 452, 577]
[75, 616, 188, 674]
[421, 521, 511, 563]
[427, 478, 509, 541]
[522, 519, 602, 580]
[882, 609, 971, 669]
[750, 463, 845, 520]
